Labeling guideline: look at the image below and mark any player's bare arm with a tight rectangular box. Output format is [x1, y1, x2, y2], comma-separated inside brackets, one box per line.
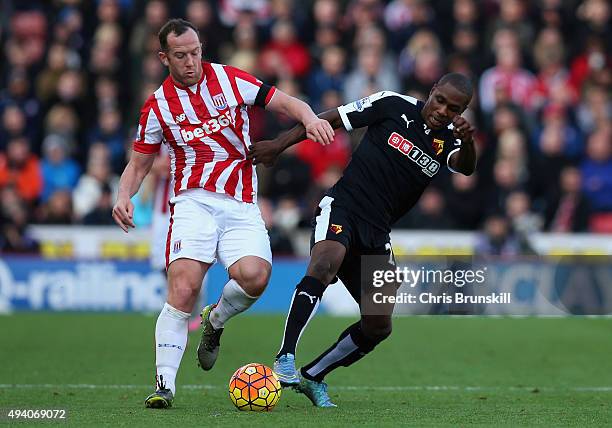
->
[112, 151, 156, 232]
[448, 115, 477, 176]
[265, 89, 335, 146]
[247, 109, 342, 167]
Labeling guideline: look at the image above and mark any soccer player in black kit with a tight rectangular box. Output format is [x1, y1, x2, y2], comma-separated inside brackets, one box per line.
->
[247, 73, 476, 407]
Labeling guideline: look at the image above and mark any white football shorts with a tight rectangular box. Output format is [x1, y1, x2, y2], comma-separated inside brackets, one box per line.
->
[165, 189, 272, 269]
[151, 209, 170, 271]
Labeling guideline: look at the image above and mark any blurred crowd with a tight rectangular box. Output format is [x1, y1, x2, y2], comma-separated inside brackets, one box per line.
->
[0, 0, 610, 255]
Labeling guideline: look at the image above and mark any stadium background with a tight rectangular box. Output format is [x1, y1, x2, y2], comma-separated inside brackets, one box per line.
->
[0, 0, 611, 425]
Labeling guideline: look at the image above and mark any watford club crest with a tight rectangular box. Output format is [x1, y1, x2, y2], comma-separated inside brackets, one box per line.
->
[329, 224, 343, 235]
[432, 138, 444, 155]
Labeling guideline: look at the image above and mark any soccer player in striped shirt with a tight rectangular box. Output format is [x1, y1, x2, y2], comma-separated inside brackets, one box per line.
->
[112, 18, 334, 408]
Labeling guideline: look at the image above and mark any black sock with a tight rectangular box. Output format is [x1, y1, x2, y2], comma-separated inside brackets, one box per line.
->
[301, 322, 379, 382]
[277, 276, 325, 358]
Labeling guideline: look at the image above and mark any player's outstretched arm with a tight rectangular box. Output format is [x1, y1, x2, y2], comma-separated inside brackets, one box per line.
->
[112, 151, 156, 232]
[247, 109, 343, 167]
[448, 116, 477, 176]
[265, 89, 335, 146]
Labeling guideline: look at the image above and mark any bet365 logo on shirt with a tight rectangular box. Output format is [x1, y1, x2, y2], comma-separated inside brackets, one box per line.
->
[179, 111, 235, 142]
[387, 132, 440, 177]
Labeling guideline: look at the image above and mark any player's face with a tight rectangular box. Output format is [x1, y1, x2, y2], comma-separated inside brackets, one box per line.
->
[422, 83, 470, 130]
[159, 28, 203, 87]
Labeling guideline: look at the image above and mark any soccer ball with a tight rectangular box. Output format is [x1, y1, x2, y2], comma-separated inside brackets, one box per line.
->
[228, 363, 282, 411]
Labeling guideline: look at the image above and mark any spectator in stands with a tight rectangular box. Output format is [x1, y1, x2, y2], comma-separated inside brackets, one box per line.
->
[398, 29, 444, 95]
[485, 158, 523, 215]
[89, 23, 123, 76]
[450, 26, 482, 75]
[35, 43, 70, 104]
[344, 46, 400, 102]
[506, 191, 543, 236]
[569, 35, 610, 94]
[575, 0, 611, 50]
[88, 107, 125, 173]
[581, 125, 612, 218]
[222, 22, 259, 73]
[545, 166, 591, 232]
[40, 134, 81, 203]
[52, 6, 85, 52]
[273, 197, 302, 238]
[497, 129, 529, 182]
[344, 0, 385, 34]
[72, 144, 119, 220]
[0, 105, 29, 149]
[94, 76, 120, 117]
[479, 28, 536, 114]
[36, 190, 74, 225]
[307, 46, 346, 111]
[0, 70, 41, 137]
[446, 173, 484, 230]
[217, 0, 271, 27]
[384, 0, 434, 53]
[0, 137, 42, 205]
[258, 197, 295, 256]
[0, 187, 39, 253]
[486, 0, 534, 54]
[258, 19, 311, 79]
[531, 27, 576, 112]
[311, 24, 342, 64]
[398, 187, 455, 230]
[263, 144, 311, 202]
[187, 0, 227, 63]
[82, 183, 115, 225]
[475, 214, 521, 256]
[576, 84, 611, 134]
[534, 104, 583, 159]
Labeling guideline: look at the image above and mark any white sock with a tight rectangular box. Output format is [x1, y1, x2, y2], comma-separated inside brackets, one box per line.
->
[155, 302, 190, 395]
[209, 279, 258, 329]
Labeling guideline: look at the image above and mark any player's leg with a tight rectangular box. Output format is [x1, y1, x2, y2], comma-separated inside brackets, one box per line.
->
[147, 259, 211, 408]
[275, 197, 350, 385]
[197, 199, 272, 370]
[297, 242, 397, 407]
[146, 196, 218, 408]
[274, 240, 346, 377]
[197, 256, 271, 370]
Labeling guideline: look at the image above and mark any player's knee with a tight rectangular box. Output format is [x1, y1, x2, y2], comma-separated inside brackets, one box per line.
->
[169, 281, 199, 306]
[234, 264, 270, 297]
[307, 258, 337, 285]
[168, 270, 200, 305]
[362, 321, 392, 344]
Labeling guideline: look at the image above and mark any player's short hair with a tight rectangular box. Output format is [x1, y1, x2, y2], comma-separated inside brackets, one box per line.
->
[437, 73, 474, 98]
[158, 18, 201, 52]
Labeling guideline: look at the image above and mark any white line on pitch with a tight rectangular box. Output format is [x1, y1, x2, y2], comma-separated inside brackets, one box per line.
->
[2, 384, 612, 392]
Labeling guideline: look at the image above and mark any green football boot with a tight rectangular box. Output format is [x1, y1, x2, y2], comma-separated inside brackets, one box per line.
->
[197, 304, 224, 371]
[144, 375, 174, 409]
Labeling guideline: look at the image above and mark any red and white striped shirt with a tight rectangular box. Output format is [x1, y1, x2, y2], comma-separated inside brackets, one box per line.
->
[133, 62, 276, 203]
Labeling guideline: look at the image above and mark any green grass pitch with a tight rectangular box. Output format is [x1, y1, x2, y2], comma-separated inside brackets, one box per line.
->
[0, 314, 611, 426]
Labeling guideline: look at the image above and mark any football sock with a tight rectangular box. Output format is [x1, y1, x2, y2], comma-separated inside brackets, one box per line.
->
[277, 276, 325, 358]
[209, 279, 257, 330]
[301, 321, 382, 382]
[155, 302, 190, 395]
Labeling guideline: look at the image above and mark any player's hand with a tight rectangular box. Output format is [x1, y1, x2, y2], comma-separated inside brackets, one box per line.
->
[112, 196, 135, 233]
[452, 116, 475, 142]
[247, 139, 284, 167]
[304, 118, 334, 146]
